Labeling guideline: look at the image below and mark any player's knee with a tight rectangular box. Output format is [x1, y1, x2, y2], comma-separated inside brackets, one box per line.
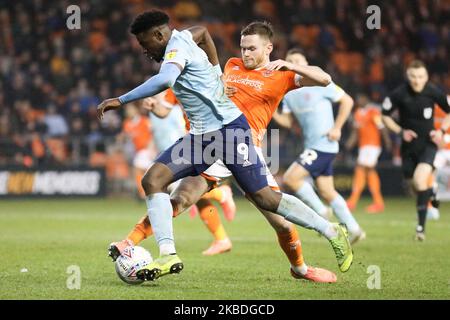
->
[321, 189, 336, 203]
[281, 176, 296, 193]
[250, 189, 280, 212]
[141, 172, 162, 194]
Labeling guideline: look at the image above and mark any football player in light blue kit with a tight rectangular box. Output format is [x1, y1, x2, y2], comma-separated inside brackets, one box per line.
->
[273, 48, 365, 244]
[97, 11, 353, 281]
[143, 92, 186, 153]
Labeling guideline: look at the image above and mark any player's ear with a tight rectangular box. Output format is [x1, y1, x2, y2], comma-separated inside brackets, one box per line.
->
[266, 42, 273, 55]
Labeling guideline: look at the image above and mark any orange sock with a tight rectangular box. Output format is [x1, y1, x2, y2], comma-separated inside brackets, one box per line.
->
[126, 215, 153, 245]
[277, 226, 304, 268]
[367, 169, 384, 206]
[347, 166, 366, 206]
[198, 199, 227, 241]
[202, 187, 223, 202]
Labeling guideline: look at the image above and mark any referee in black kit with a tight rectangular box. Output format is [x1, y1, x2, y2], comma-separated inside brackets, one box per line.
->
[382, 60, 450, 241]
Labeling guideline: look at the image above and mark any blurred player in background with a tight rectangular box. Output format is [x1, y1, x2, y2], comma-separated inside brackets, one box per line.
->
[119, 103, 155, 199]
[382, 60, 450, 241]
[272, 49, 365, 245]
[345, 94, 392, 214]
[427, 98, 450, 220]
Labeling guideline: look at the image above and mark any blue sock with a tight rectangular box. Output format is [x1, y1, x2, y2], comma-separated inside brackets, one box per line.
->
[277, 193, 336, 239]
[145, 193, 176, 255]
[330, 194, 360, 234]
[295, 182, 328, 218]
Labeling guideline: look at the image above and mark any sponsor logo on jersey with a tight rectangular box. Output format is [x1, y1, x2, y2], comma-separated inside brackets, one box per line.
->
[423, 107, 432, 119]
[165, 49, 178, 60]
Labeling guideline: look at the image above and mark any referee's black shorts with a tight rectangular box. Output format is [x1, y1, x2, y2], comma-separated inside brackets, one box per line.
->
[401, 141, 437, 179]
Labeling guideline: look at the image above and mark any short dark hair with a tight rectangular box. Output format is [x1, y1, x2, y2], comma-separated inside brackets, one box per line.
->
[407, 59, 427, 70]
[241, 21, 274, 41]
[130, 10, 170, 35]
[286, 47, 306, 57]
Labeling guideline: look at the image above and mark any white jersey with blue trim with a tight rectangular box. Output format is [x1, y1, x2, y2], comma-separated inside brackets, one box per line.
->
[282, 83, 345, 153]
[161, 29, 242, 135]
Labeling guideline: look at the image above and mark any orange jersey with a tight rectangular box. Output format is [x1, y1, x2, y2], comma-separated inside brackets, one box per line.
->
[354, 106, 382, 147]
[122, 116, 152, 151]
[224, 58, 297, 146]
[434, 102, 450, 150]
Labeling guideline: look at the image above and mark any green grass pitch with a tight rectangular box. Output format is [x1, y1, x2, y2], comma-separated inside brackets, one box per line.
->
[0, 197, 449, 299]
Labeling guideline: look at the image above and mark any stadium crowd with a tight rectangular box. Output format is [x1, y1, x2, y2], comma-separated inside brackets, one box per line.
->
[0, 0, 448, 181]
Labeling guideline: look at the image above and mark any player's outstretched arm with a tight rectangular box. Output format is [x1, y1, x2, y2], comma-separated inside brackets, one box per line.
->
[266, 59, 331, 87]
[97, 63, 181, 120]
[187, 26, 220, 67]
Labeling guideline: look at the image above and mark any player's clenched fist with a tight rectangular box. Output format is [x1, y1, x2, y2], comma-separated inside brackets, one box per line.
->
[401, 129, 418, 142]
[97, 98, 122, 120]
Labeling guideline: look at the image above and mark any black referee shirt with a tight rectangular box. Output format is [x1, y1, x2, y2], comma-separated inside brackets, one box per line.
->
[382, 82, 450, 143]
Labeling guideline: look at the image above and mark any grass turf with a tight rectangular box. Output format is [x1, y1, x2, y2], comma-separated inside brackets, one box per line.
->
[0, 197, 449, 300]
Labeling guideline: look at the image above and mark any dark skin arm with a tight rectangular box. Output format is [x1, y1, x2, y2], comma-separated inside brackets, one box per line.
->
[187, 26, 220, 66]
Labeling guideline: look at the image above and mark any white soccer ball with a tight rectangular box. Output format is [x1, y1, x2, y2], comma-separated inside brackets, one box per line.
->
[114, 246, 153, 285]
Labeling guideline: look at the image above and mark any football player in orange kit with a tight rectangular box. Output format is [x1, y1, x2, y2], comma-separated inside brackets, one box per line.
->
[120, 102, 156, 199]
[427, 99, 450, 220]
[345, 94, 392, 213]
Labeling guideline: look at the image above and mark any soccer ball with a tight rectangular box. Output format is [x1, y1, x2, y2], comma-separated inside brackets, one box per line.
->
[114, 246, 153, 285]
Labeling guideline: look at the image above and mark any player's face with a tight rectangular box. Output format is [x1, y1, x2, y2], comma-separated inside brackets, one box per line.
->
[406, 67, 428, 93]
[286, 53, 308, 67]
[240, 34, 272, 70]
[136, 29, 166, 63]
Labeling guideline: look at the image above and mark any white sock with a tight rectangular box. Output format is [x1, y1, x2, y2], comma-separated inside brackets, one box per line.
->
[330, 194, 361, 235]
[276, 193, 334, 238]
[295, 183, 328, 218]
[292, 263, 308, 276]
[145, 193, 176, 256]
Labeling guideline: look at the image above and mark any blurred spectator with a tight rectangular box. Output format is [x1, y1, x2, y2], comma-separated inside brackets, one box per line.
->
[0, 0, 448, 172]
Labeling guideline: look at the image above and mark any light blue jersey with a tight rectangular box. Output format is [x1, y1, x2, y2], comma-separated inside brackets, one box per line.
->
[282, 83, 345, 153]
[161, 30, 242, 135]
[150, 104, 186, 152]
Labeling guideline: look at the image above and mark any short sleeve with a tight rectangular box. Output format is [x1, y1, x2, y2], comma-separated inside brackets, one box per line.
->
[323, 83, 345, 102]
[161, 32, 191, 69]
[284, 71, 297, 92]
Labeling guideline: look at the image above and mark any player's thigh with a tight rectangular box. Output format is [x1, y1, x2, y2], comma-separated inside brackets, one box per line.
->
[170, 176, 212, 213]
[413, 163, 434, 191]
[315, 175, 338, 203]
[283, 161, 310, 191]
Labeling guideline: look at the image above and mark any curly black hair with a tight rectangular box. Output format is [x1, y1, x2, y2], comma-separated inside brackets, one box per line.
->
[130, 10, 170, 35]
